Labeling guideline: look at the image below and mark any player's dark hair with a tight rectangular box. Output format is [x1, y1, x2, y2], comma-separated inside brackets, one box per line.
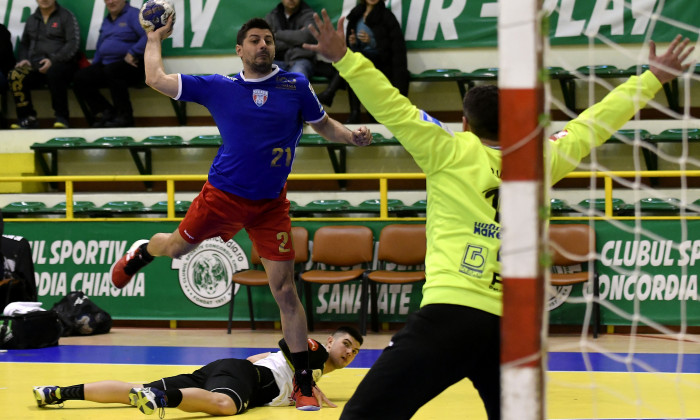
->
[237, 18, 275, 46]
[463, 85, 499, 141]
[333, 326, 363, 345]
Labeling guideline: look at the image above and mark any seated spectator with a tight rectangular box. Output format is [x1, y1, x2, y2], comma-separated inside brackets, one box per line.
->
[7, 0, 80, 129]
[322, 0, 410, 123]
[73, 0, 146, 127]
[265, 0, 317, 79]
[0, 23, 16, 128]
[73, 0, 146, 128]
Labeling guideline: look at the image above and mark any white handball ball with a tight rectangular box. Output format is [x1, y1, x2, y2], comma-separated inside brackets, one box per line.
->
[139, 0, 176, 32]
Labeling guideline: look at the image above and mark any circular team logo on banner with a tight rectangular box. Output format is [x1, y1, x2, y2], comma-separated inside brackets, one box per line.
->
[547, 285, 573, 311]
[172, 238, 249, 308]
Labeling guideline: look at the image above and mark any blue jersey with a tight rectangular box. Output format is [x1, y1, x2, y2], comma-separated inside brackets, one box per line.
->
[175, 66, 326, 199]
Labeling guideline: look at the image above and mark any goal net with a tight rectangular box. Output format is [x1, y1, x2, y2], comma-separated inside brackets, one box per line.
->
[499, 1, 700, 419]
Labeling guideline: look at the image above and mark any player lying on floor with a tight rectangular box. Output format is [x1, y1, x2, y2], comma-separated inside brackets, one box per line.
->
[32, 326, 363, 416]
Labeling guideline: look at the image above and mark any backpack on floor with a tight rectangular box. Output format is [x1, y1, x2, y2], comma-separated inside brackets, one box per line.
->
[0, 310, 62, 349]
[50, 291, 112, 336]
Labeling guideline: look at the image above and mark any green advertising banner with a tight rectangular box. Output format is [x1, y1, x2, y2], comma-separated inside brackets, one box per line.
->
[549, 220, 700, 327]
[2, 0, 697, 55]
[3, 221, 424, 323]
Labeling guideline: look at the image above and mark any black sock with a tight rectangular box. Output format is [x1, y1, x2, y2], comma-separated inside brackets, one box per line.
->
[164, 389, 182, 407]
[139, 243, 154, 262]
[290, 350, 309, 372]
[59, 384, 84, 400]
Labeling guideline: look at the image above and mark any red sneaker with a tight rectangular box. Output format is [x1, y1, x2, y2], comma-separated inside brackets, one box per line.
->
[111, 240, 151, 288]
[292, 370, 320, 411]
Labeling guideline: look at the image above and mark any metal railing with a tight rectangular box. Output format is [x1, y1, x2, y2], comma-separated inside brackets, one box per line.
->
[2, 170, 699, 221]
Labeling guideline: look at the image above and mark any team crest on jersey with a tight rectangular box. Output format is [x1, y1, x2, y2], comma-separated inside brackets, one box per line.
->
[253, 89, 268, 107]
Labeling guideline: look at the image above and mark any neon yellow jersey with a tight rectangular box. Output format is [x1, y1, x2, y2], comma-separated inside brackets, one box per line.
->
[334, 50, 661, 316]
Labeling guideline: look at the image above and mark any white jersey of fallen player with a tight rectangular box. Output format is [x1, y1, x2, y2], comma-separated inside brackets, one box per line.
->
[253, 351, 323, 406]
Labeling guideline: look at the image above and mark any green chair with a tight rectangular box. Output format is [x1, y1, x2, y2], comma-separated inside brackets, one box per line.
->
[577, 198, 626, 215]
[295, 199, 351, 216]
[622, 197, 681, 216]
[31, 137, 87, 149]
[468, 67, 499, 78]
[90, 136, 135, 147]
[648, 128, 700, 142]
[411, 68, 464, 79]
[606, 129, 651, 144]
[349, 199, 406, 216]
[148, 200, 192, 216]
[189, 135, 222, 146]
[550, 198, 574, 215]
[621, 64, 651, 76]
[43, 201, 98, 217]
[93, 201, 147, 217]
[139, 135, 184, 145]
[298, 134, 329, 146]
[1, 201, 48, 217]
[371, 133, 400, 145]
[576, 65, 623, 77]
[397, 199, 427, 217]
[288, 200, 301, 216]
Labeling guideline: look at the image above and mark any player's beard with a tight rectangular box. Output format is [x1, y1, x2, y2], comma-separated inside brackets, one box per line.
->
[251, 53, 273, 74]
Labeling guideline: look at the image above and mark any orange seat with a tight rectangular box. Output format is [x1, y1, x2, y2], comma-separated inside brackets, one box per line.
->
[549, 224, 600, 338]
[366, 224, 426, 332]
[299, 226, 374, 333]
[226, 226, 309, 333]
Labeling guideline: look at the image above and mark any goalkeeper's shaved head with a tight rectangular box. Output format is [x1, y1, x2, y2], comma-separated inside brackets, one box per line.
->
[463, 85, 499, 141]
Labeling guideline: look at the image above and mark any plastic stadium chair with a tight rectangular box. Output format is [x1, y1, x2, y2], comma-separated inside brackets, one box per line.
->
[188, 135, 222, 146]
[294, 199, 352, 217]
[365, 224, 426, 333]
[227, 226, 309, 333]
[622, 197, 681, 216]
[550, 198, 574, 216]
[348, 199, 406, 217]
[575, 64, 623, 77]
[139, 135, 184, 145]
[549, 224, 600, 338]
[43, 201, 98, 217]
[298, 133, 329, 146]
[90, 136, 135, 147]
[605, 129, 651, 144]
[1, 201, 48, 217]
[576, 198, 626, 215]
[46, 137, 88, 147]
[300, 226, 374, 332]
[397, 199, 427, 217]
[92, 201, 147, 217]
[148, 200, 192, 216]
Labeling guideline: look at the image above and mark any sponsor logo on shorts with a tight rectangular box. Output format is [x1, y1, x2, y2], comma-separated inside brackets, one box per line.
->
[172, 237, 248, 308]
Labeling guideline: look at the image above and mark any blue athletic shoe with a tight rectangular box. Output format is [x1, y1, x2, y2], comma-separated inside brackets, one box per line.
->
[129, 387, 166, 418]
[33, 386, 63, 407]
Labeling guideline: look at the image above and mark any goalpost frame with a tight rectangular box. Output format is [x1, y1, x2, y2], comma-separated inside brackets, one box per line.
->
[499, 1, 547, 419]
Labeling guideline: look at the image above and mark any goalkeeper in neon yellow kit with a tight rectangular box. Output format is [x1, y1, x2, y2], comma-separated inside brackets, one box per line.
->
[304, 10, 695, 420]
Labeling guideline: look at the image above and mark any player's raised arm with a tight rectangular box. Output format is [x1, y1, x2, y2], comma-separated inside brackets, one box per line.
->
[144, 16, 178, 98]
[309, 115, 372, 147]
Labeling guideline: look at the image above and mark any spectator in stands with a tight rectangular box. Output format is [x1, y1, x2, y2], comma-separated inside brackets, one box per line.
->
[265, 0, 318, 79]
[0, 23, 15, 96]
[317, 0, 409, 123]
[73, 0, 146, 128]
[0, 24, 16, 129]
[8, 0, 80, 129]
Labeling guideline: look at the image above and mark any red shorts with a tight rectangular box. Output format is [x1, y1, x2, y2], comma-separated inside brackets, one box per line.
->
[178, 181, 295, 261]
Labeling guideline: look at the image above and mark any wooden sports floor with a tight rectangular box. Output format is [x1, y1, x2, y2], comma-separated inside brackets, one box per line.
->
[2, 327, 700, 419]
